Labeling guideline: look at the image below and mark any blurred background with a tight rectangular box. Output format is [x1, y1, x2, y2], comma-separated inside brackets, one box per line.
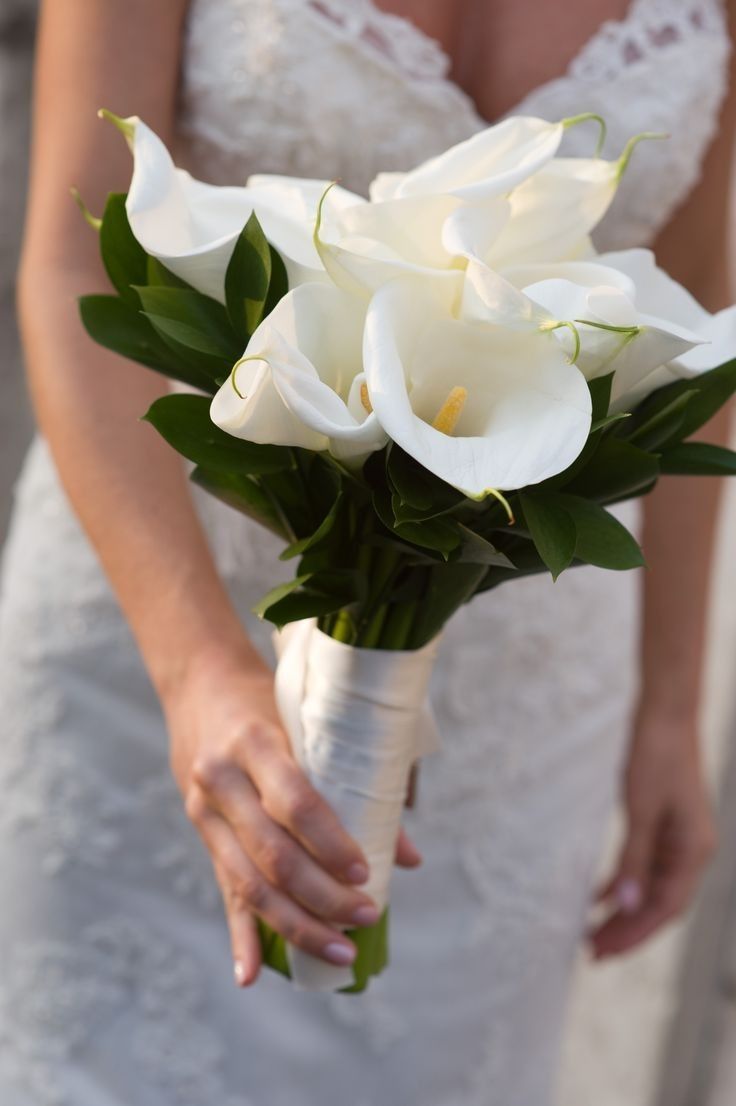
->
[3, 5, 736, 1104]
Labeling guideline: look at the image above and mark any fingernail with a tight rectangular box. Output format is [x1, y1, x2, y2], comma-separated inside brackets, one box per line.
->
[346, 862, 370, 885]
[352, 904, 380, 927]
[325, 942, 357, 966]
[616, 878, 643, 914]
[233, 960, 248, 987]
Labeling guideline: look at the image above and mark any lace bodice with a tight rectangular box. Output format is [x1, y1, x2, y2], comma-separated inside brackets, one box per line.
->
[177, 0, 731, 249]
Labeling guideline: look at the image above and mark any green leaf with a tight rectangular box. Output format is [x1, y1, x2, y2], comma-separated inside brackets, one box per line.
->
[408, 563, 488, 648]
[143, 394, 291, 475]
[252, 575, 313, 620]
[146, 256, 190, 289]
[519, 492, 577, 580]
[263, 246, 289, 318]
[674, 359, 736, 442]
[253, 573, 355, 628]
[134, 285, 241, 361]
[78, 294, 214, 392]
[99, 193, 147, 304]
[392, 507, 462, 559]
[590, 412, 631, 433]
[279, 493, 343, 561]
[455, 524, 516, 569]
[555, 493, 645, 570]
[588, 372, 615, 423]
[190, 466, 290, 540]
[622, 359, 736, 450]
[387, 444, 464, 517]
[659, 440, 736, 476]
[224, 212, 272, 343]
[624, 390, 696, 451]
[564, 436, 660, 504]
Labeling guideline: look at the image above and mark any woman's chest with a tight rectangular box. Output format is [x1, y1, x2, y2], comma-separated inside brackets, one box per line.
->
[370, 0, 633, 117]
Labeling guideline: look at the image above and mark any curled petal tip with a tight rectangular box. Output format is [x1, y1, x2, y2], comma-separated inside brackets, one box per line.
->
[616, 131, 669, 180]
[561, 112, 608, 156]
[70, 186, 102, 231]
[98, 108, 136, 148]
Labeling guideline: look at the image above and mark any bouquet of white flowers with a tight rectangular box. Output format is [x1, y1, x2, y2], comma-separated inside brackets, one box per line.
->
[79, 110, 736, 992]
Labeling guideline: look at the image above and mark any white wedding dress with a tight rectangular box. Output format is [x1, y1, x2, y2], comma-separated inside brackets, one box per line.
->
[0, 2, 730, 1104]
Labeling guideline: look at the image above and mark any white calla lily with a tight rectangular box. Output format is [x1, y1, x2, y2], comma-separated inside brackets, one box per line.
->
[368, 114, 602, 202]
[447, 134, 663, 271]
[599, 248, 736, 375]
[495, 255, 708, 411]
[324, 125, 652, 299]
[210, 283, 387, 463]
[314, 185, 470, 298]
[363, 276, 592, 497]
[103, 112, 364, 300]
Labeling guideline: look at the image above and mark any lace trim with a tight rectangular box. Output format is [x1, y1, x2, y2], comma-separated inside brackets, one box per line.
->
[306, 0, 450, 81]
[569, 0, 729, 82]
[304, 0, 728, 122]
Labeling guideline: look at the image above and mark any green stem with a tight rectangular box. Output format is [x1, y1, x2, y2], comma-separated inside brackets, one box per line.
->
[379, 599, 418, 650]
[331, 608, 356, 644]
[359, 603, 390, 648]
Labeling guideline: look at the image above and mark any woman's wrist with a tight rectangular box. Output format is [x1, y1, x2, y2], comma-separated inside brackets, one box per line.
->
[631, 688, 700, 751]
[142, 591, 266, 710]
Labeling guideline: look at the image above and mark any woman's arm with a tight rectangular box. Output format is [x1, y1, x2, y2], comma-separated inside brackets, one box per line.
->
[591, 28, 736, 956]
[18, 0, 387, 984]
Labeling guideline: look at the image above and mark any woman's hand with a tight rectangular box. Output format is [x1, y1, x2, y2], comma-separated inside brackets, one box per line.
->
[165, 640, 422, 987]
[590, 707, 717, 959]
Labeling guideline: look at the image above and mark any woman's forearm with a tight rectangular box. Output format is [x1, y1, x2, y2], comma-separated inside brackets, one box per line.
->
[17, 262, 261, 702]
[637, 404, 733, 729]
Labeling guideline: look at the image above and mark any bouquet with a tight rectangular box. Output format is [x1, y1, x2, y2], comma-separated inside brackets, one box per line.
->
[78, 110, 736, 992]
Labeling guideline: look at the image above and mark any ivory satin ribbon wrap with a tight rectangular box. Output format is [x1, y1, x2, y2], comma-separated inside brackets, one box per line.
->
[273, 620, 442, 991]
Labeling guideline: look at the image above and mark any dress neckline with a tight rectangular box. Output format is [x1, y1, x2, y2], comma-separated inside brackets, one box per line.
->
[311, 0, 644, 127]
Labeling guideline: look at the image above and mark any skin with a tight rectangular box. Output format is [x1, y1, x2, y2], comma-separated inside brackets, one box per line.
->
[16, 0, 735, 985]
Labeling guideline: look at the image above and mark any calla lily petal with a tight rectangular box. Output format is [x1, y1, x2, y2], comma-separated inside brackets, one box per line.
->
[460, 260, 554, 331]
[382, 116, 567, 201]
[599, 248, 736, 373]
[210, 354, 325, 450]
[441, 197, 512, 261]
[523, 277, 703, 399]
[314, 188, 466, 298]
[485, 158, 619, 270]
[211, 283, 387, 462]
[364, 277, 592, 496]
[119, 117, 328, 300]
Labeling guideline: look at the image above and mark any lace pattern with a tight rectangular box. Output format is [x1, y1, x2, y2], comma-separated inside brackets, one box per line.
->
[0, 920, 247, 1106]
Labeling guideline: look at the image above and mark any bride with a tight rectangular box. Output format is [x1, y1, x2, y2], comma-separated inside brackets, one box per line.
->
[2, 1, 734, 1103]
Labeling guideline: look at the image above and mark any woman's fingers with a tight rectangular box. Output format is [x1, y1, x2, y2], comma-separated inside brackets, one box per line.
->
[201, 764, 381, 927]
[599, 807, 656, 918]
[193, 798, 359, 968]
[590, 808, 714, 959]
[231, 727, 371, 884]
[213, 859, 262, 987]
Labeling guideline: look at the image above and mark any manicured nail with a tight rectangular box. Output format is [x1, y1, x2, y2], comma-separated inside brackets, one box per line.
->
[325, 942, 357, 966]
[346, 861, 370, 885]
[352, 903, 380, 927]
[233, 960, 248, 987]
[617, 878, 643, 914]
